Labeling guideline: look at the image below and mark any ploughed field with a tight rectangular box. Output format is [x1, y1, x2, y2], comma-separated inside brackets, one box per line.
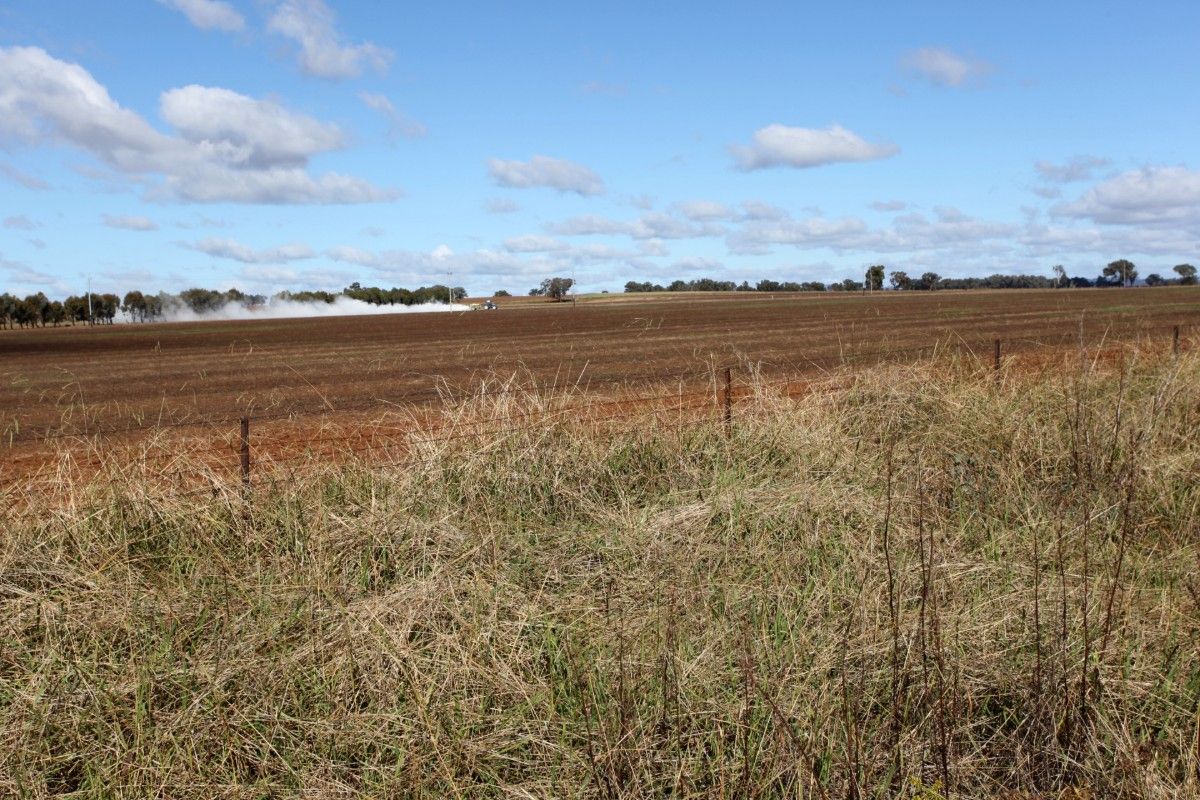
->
[2, 287, 1198, 480]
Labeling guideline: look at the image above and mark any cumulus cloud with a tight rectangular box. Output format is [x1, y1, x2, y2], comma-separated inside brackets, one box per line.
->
[358, 92, 427, 141]
[1052, 166, 1200, 227]
[187, 237, 316, 263]
[103, 214, 159, 231]
[901, 47, 993, 88]
[546, 211, 723, 240]
[161, 85, 344, 168]
[1034, 156, 1112, 183]
[156, 0, 245, 32]
[0, 161, 50, 190]
[731, 124, 899, 170]
[268, 0, 392, 79]
[485, 197, 520, 214]
[673, 200, 736, 221]
[727, 206, 1014, 256]
[0, 46, 395, 204]
[503, 235, 569, 253]
[488, 155, 605, 196]
[3, 215, 40, 231]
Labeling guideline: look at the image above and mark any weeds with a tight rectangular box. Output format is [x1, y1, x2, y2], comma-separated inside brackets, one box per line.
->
[1, 346, 1198, 797]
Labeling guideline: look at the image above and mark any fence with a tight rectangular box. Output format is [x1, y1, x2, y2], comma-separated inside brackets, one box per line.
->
[2, 323, 1191, 497]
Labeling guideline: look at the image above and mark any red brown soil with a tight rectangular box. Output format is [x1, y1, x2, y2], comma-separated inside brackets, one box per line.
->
[3, 288, 1197, 483]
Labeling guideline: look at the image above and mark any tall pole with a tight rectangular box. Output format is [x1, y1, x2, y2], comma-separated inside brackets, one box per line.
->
[86, 277, 93, 324]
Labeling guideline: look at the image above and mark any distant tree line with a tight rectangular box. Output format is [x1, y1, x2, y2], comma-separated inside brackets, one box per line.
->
[624, 261, 1197, 295]
[0, 282, 470, 329]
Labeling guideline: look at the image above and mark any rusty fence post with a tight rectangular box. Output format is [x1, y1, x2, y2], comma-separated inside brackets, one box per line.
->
[993, 339, 1002, 383]
[723, 367, 733, 438]
[1173, 325, 1180, 356]
[239, 416, 251, 488]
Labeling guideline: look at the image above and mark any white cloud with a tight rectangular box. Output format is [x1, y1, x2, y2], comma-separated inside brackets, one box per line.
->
[673, 200, 736, 221]
[901, 47, 992, 88]
[1034, 156, 1111, 183]
[161, 85, 344, 168]
[156, 0, 245, 32]
[731, 124, 899, 170]
[870, 200, 908, 212]
[488, 155, 605, 196]
[268, 0, 392, 79]
[187, 237, 316, 263]
[0, 46, 395, 204]
[503, 235, 569, 253]
[358, 91, 427, 141]
[103, 214, 159, 231]
[3, 215, 40, 231]
[727, 206, 1014, 256]
[740, 200, 787, 221]
[485, 197, 520, 214]
[0, 161, 50, 190]
[671, 257, 725, 273]
[546, 211, 725, 241]
[1053, 166, 1200, 227]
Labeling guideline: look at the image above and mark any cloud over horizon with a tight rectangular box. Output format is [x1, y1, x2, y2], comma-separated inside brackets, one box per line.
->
[156, 0, 245, 32]
[901, 47, 993, 87]
[488, 155, 606, 196]
[0, 46, 396, 205]
[731, 124, 899, 170]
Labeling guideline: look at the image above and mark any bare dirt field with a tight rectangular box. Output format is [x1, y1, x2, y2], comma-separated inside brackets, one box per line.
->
[3, 287, 1198, 480]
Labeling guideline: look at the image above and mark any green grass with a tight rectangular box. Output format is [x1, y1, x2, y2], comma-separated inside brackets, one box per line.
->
[2, 348, 1199, 798]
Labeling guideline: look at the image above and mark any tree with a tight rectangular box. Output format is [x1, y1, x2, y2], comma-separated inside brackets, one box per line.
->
[865, 265, 885, 291]
[1103, 259, 1137, 287]
[536, 277, 575, 300]
[493, 289, 511, 297]
[122, 290, 147, 322]
[1145, 273, 1166, 286]
[917, 272, 941, 291]
[0, 293, 17, 329]
[1174, 264, 1197, 285]
[1052, 264, 1067, 288]
[889, 271, 912, 290]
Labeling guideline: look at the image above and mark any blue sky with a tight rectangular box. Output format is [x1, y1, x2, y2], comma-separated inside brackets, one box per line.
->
[1, 0, 1198, 297]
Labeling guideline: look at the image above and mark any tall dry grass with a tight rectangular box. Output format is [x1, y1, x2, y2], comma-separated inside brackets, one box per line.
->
[2, 346, 1198, 798]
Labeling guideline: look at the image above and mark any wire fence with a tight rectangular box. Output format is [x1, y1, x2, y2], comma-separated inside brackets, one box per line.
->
[2, 322, 1191, 502]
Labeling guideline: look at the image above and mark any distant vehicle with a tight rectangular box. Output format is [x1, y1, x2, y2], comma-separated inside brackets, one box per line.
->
[468, 300, 499, 311]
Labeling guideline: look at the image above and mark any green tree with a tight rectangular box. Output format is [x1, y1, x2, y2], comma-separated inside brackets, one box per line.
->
[865, 265, 885, 291]
[537, 277, 575, 300]
[917, 272, 941, 291]
[1052, 264, 1067, 288]
[0, 293, 17, 329]
[889, 271, 912, 290]
[122, 290, 147, 322]
[1145, 273, 1166, 286]
[1103, 259, 1137, 287]
[1174, 264, 1197, 285]
[493, 289, 511, 297]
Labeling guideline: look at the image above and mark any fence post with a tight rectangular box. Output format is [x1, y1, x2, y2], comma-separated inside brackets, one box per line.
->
[239, 416, 251, 487]
[993, 339, 1002, 383]
[1173, 325, 1180, 356]
[723, 367, 733, 438]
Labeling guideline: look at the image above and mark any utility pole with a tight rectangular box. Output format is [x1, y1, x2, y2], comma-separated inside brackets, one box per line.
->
[86, 277, 93, 325]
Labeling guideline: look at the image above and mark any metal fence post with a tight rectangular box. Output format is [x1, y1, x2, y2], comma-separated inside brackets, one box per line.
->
[993, 339, 1002, 383]
[239, 416, 251, 487]
[723, 367, 733, 437]
[1173, 325, 1180, 356]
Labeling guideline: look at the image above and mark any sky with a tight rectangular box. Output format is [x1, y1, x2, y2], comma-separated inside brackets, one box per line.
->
[1, 0, 1198, 298]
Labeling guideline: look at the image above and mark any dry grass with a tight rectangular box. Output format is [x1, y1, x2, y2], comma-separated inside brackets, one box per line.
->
[2, 346, 1199, 798]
